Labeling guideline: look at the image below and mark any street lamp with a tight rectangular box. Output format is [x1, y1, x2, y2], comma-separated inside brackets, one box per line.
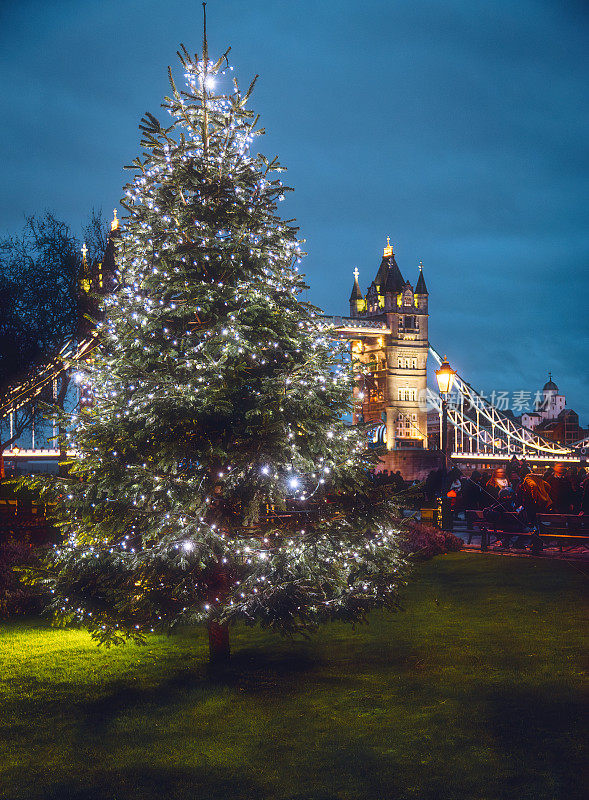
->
[435, 356, 456, 397]
[435, 356, 456, 531]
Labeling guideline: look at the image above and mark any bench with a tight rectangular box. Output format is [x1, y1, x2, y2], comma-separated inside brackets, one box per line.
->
[536, 514, 589, 552]
[465, 509, 530, 551]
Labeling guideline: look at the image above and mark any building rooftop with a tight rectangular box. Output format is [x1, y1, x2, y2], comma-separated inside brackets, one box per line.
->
[543, 372, 558, 392]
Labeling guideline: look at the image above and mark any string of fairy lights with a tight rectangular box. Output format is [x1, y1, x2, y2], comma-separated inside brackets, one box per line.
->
[44, 47, 405, 637]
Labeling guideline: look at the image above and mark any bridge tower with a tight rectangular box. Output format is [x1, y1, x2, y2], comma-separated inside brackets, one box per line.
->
[348, 239, 438, 478]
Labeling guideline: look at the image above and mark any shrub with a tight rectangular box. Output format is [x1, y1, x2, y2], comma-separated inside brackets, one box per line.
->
[398, 518, 463, 561]
[0, 537, 47, 618]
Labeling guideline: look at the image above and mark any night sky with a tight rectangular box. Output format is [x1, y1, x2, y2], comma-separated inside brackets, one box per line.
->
[2, 1, 588, 416]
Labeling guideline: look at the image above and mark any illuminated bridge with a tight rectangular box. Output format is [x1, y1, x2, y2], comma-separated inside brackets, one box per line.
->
[322, 315, 586, 468]
[2, 318, 585, 474]
[2, 222, 588, 481]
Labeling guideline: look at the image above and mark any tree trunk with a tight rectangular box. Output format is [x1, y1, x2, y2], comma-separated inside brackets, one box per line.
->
[207, 621, 230, 666]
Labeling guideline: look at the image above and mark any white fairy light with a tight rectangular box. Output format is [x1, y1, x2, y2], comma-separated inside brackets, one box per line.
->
[39, 39, 404, 651]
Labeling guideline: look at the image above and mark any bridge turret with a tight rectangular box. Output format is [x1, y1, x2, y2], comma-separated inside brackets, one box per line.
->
[414, 261, 428, 312]
[79, 243, 91, 294]
[77, 242, 93, 338]
[359, 238, 405, 315]
[76, 210, 121, 339]
[97, 209, 121, 296]
[349, 267, 364, 317]
[341, 238, 431, 478]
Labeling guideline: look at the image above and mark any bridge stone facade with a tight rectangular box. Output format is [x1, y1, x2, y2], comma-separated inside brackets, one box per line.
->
[343, 239, 441, 479]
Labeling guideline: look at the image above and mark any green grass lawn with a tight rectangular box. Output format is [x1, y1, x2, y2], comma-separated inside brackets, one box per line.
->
[0, 554, 587, 800]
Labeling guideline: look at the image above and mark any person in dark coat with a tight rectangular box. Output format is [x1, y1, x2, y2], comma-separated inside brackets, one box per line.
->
[506, 456, 522, 485]
[484, 486, 529, 547]
[425, 469, 442, 501]
[461, 470, 484, 532]
[568, 467, 585, 511]
[462, 470, 483, 508]
[546, 463, 574, 513]
[520, 458, 532, 477]
[377, 469, 389, 485]
[393, 470, 404, 490]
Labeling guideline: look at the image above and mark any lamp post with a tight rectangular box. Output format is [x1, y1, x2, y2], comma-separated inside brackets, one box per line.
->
[435, 356, 456, 531]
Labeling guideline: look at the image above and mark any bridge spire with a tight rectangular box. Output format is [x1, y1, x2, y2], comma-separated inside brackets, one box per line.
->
[415, 261, 428, 294]
[349, 268, 362, 300]
[349, 268, 363, 317]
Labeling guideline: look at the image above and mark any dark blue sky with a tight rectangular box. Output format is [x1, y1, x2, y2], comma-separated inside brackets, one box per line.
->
[2, 1, 588, 415]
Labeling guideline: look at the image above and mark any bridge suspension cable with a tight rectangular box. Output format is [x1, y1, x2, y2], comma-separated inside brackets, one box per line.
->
[0, 336, 98, 418]
[428, 346, 577, 461]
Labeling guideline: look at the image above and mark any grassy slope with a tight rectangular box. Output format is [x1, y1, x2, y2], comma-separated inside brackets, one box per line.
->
[0, 554, 586, 800]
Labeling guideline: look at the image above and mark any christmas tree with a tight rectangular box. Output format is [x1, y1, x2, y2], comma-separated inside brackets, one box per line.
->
[37, 22, 406, 666]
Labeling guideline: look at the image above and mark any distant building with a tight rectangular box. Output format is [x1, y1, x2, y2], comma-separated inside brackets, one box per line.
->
[520, 375, 587, 447]
[521, 374, 565, 429]
[536, 409, 587, 447]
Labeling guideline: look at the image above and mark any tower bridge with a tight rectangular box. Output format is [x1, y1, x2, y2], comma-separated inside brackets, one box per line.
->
[1, 232, 586, 476]
[322, 238, 585, 477]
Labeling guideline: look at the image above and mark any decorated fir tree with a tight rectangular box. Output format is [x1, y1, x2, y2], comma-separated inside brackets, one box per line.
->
[37, 30, 406, 665]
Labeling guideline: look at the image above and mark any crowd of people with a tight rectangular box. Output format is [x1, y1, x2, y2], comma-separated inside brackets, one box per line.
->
[371, 469, 407, 490]
[423, 456, 589, 546]
[370, 456, 589, 523]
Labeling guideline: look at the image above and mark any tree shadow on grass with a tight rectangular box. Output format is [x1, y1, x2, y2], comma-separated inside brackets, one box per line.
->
[35, 752, 402, 800]
[76, 669, 206, 734]
[76, 646, 321, 735]
[215, 646, 321, 689]
[278, 737, 406, 800]
[483, 686, 587, 800]
[29, 765, 267, 800]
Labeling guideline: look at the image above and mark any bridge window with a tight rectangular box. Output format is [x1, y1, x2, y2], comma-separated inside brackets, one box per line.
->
[397, 357, 418, 369]
[398, 316, 419, 332]
[396, 412, 419, 437]
[398, 388, 416, 402]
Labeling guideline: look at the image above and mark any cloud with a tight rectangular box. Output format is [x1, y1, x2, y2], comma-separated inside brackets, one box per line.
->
[1, 0, 587, 414]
